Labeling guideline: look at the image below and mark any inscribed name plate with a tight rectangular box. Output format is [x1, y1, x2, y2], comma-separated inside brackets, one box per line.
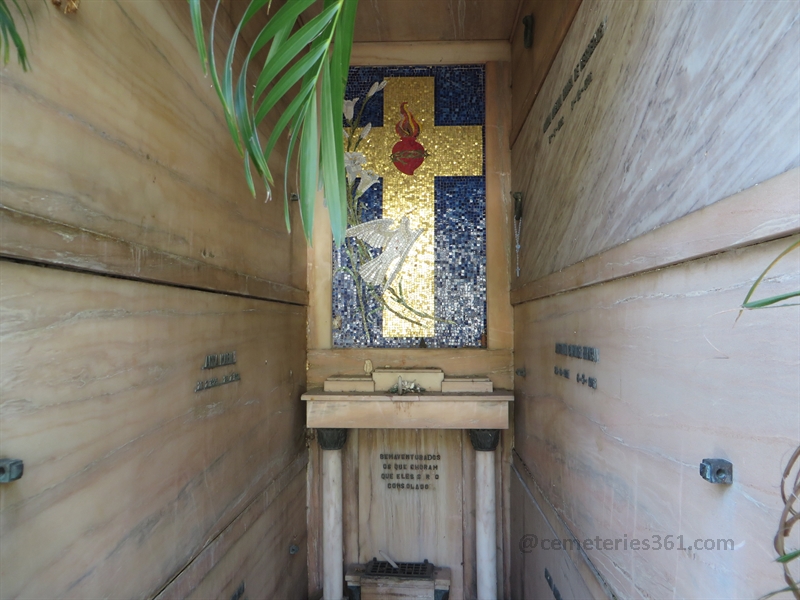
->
[333, 65, 486, 348]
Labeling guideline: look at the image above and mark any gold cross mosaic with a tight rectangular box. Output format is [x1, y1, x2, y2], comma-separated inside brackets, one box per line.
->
[358, 77, 484, 337]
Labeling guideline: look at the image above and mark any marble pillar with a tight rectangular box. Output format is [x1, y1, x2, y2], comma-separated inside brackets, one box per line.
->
[318, 428, 348, 600]
[470, 429, 500, 600]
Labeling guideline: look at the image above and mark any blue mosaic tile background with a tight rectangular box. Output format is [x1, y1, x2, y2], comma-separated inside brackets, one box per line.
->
[344, 65, 485, 127]
[333, 65, 486, 348]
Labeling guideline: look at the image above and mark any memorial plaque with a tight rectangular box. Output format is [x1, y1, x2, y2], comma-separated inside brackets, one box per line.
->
[358, 429, 463, 597]
[195, 349, 240, 392]
[554, 341, 600, 390]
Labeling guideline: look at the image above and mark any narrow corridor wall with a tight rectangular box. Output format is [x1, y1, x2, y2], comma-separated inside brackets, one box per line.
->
[509, 1, 800, 598]
[0, 1, 309, 597]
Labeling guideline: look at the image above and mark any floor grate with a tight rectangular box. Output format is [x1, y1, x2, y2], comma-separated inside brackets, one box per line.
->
[364, 558, 435, 580]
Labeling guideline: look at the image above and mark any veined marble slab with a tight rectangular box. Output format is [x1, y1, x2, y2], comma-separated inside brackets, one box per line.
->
[513, 237, 800, 598]
[0, 0, 306, 291]
[0, 261, 306, 598]
[358, 429, 464, 599]
[511, 0, 800, 285]
[156, 458, 308, 600]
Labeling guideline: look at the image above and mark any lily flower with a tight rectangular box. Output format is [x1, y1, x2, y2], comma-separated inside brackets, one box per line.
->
[367, 80, 388, 98]
[344, 151, 366, 182]
[360, 123, 372, 139]
[356, 170, 380, 197]
[343, 98, 359, 121]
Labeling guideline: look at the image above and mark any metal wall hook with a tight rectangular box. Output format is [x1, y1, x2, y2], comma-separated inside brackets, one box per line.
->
[0, 458, 24, 483]
[699, 458, 733, 484]
[512, 192, 523, 221]
[512, 192, 524, 277]
[523, 15, 534, 49]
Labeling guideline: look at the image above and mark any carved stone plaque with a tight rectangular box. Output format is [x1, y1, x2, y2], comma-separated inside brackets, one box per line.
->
[358, 429, 463, 593]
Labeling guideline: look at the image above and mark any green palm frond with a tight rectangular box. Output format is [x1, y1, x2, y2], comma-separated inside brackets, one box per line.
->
[188, 0, 359, 246]
[0, 0, 33, 71]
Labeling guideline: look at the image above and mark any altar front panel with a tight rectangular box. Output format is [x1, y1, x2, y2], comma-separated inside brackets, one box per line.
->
[358, 429, 464, 599]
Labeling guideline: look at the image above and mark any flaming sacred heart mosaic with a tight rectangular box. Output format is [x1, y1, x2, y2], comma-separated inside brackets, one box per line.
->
[333, 65, 486, 348]
[391, 102, 428, 175]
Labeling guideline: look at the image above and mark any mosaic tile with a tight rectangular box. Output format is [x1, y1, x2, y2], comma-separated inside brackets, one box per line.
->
[333, 65, 486, 348]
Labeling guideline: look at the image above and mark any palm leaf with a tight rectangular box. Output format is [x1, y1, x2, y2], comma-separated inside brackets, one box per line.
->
[334, 0, 358, 86]
[263, 76, 317, 163]
[283, 108, 305, 234]
[254, 41, 327, 124]
[252, 4, 339, 103]
[0, 0, 32, 71]
[320, 53, 347, 246]
[188, 0, 358, 244]
[298, 93, 320, 240]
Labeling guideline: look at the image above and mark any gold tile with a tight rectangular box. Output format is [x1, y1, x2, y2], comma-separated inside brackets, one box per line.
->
[359, 77, 483, 337]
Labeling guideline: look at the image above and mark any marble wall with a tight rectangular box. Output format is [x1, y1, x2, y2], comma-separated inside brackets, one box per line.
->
[0, 1, 308, 597]
[509, 0, 582, 145]
[512, 0, 799, 284]
[0, 0, 306, 297]
[510, 0, 800, 598]
[514, 237, 800, 598]
[0, 262, 309, 598]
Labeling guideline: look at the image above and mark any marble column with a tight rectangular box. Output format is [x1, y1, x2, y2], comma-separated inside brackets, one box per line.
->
[470, 429, 500, 600]
[318, 428, 347, 600]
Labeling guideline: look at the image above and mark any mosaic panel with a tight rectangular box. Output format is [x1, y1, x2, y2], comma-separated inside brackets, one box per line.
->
[333, 65, 486, 348]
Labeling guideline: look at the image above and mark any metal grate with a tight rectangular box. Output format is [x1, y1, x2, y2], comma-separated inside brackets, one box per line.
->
[364, 558, 435, 580]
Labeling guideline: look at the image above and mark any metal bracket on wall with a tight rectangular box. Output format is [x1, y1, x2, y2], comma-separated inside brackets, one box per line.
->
[523, 14, 535, 49]
[699, 458, 733, 484]
[512, 192, 524, 277]
[0, 458, 23, 483]
[545, 568, 563, 600]
[512, 192, 524, 221]
[229, 581, 246, 600]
